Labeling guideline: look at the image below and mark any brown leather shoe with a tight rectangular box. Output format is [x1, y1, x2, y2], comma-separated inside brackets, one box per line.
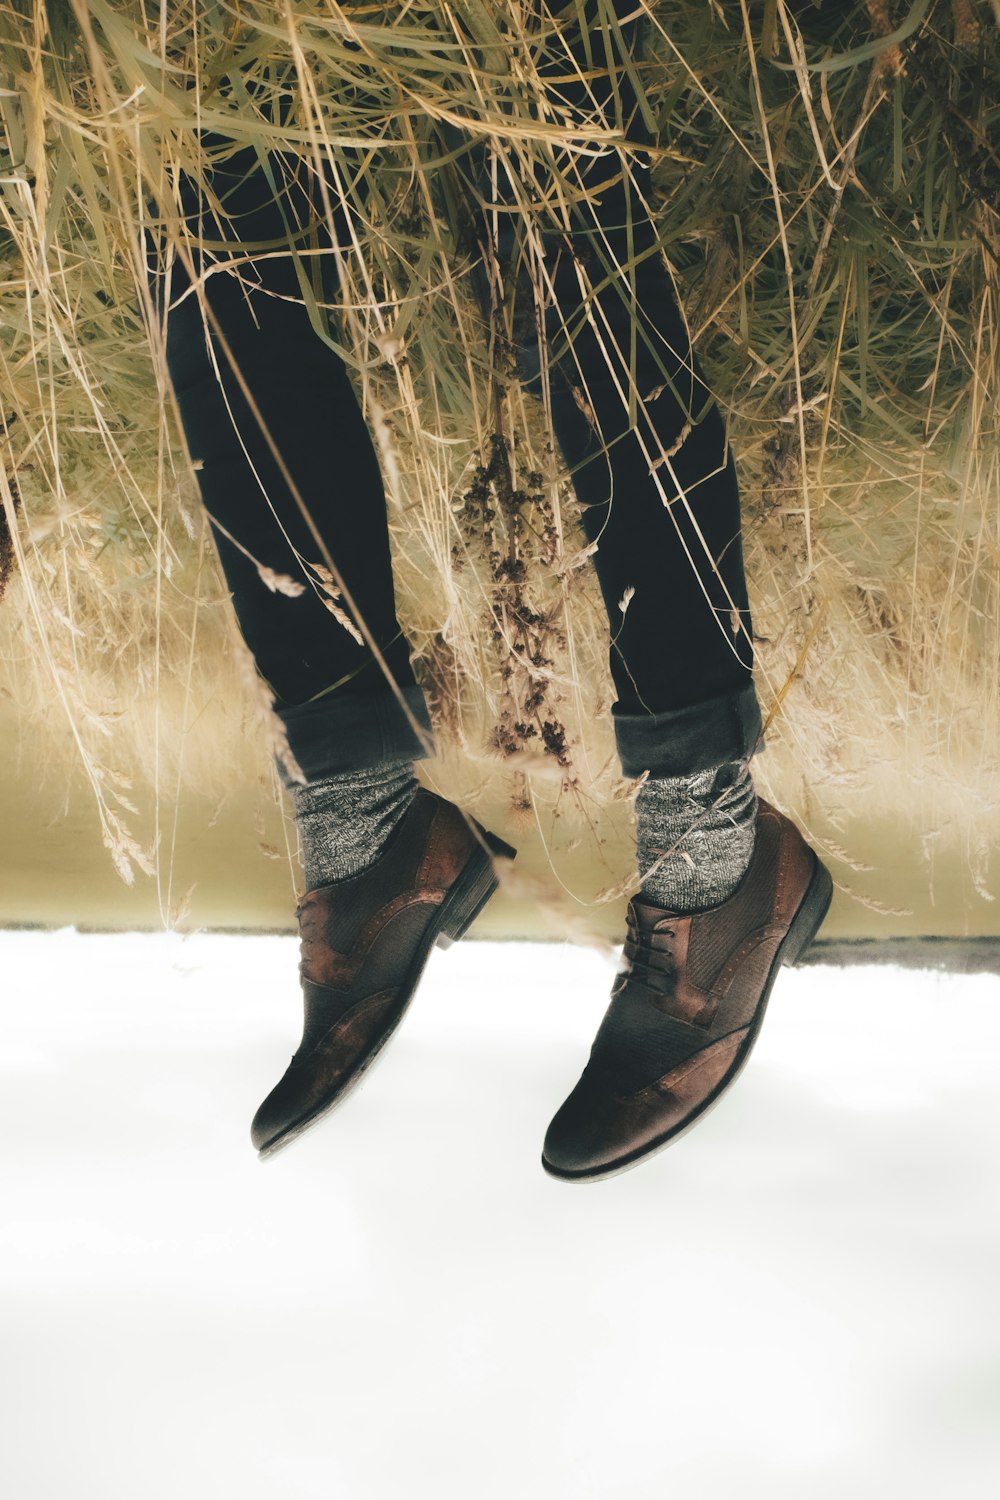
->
[251, 789, 515, 1159]
[542, 800, 832, 1182]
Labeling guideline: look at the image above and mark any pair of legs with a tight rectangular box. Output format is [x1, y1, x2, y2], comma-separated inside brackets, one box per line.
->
[151, 2, 761, 792]
[147, 4, 831, 1179]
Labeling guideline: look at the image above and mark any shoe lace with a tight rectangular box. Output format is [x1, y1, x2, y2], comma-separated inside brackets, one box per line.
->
[619, 908, 679, 1001]
[295, 894, 331, 982]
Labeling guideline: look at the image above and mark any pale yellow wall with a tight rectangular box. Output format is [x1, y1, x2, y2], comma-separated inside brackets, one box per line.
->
[4, 701, 997, 942]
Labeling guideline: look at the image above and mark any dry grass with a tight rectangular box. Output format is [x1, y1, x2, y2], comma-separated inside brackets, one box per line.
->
[1, 1, 998, 930]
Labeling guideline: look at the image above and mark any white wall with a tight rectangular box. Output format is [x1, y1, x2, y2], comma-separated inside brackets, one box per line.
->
[1, 932, 998, 1499]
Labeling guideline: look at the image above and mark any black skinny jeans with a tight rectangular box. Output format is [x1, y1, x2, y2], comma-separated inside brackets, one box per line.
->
[149, 3, 762, 781]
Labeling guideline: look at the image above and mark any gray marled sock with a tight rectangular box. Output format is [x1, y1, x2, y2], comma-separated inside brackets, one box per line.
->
[293, 759, 418, 891]
[635, 759, 757, 914]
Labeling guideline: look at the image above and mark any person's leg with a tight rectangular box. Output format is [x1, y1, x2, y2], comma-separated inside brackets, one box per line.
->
[147, 129, 433, 894]
[455, 1, 761, 910]
[147, 123, 513, 1158]
[450, 3, 832, 1178]
[148, 133, 433, 784]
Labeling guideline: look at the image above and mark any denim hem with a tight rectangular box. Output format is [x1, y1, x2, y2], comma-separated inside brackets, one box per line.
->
[275, 685, 435, 784]
[613, 683, 764, 779]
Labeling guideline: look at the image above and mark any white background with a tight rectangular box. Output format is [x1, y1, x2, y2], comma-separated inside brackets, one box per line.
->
[2, 931, 998, 1499]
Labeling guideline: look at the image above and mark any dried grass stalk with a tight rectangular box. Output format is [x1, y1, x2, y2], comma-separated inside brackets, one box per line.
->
[0, 2, 997, 929]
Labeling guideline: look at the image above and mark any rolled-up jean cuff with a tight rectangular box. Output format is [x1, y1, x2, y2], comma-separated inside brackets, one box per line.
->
[275, 685, 435, 785]
[613, 684, 765, 779]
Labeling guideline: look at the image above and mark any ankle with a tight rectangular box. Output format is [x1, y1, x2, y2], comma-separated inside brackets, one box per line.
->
[635, 760, 757, 915]
[293, 759, 418, 890]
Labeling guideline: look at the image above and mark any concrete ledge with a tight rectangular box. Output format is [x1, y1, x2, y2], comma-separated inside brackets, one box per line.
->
[801, 937, 1000, 975]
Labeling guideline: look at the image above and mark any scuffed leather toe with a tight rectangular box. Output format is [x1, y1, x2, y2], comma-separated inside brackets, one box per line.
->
[251, 989, 402, 1154]
[542, 1076, 637, 1180]
[543, 1029, 749, 1180]
[250, 1082, 295, 1155]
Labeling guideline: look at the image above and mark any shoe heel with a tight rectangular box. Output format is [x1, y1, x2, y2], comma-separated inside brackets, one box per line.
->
[782, 856, 834, 967]
[436, 831, 516, 950]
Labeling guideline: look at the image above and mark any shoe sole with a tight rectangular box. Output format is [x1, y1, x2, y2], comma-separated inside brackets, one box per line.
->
[541, 852, 835, 1184]
[257, 829, 516, 1161]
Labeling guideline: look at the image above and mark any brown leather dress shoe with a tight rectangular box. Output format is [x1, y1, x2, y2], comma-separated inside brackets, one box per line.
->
[542, 799, 833, 1182]
[251, 789, 515, 1159]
